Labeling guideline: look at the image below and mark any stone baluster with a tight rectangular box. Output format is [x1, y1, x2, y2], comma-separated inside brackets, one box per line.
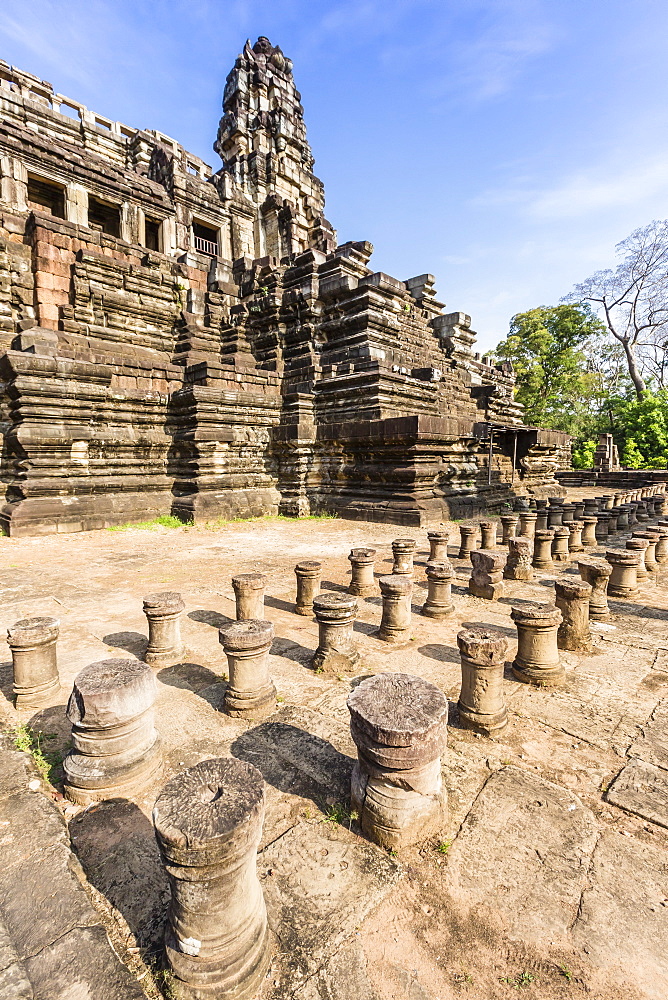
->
[500, 515, 518, 545]
[348, 548, 377, 597]
[573, 501, 585, 521]
[581, 515, 598, 548]
[7, 616, 61, 708]
[600, 494, 614, 510]
[232, 573, 267, 621]
[392, 538, 416, 576]
[547, 498, 564, 527]
[653, 526, 668, 564]
[63, 658, 161, 804]
[479, 520, 498, 550]
[421, 561, 454, 618]
[312, 593, 360, 672]
[626, 537, 649, 581]
[469, 550, 506, 599]
[427, 530, 450, 561]
[616, 506, 630, 530]
[377, 575, 413, 642]
[504, 536, 533, 581]
[560, 502, 575, 525]
[568, 520, 584, 553]
[518, 510, 538, 538]
[636, 501, 649, 522]
[628, 502, 639, 526]
[511, 604, 564, 686]
[143, 591, 186, 666]
[554, 578, 592, 651]
[633, 530, 659, 573]
[551, 526, 570, 563]
[532, 528, 555, 571]
[577, 557, 612, 621]
[347, 672, 448, 849]
[294, 560, 321, 615]
[605, 550, 640, 600]
[535, 503, 549, 531]
[219, 620, 276, 719]
[457, 525, 478, 559]
[595, 512, 609, 543]
[153, 758, 271, 1000]
[607, 507, 620, 535]
[457, 628, 508, 735]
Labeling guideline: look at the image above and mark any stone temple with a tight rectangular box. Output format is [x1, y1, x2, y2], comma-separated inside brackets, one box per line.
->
[0, 36, 569, 536]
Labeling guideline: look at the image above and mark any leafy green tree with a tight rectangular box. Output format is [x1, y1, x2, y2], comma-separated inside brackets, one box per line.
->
[609, 390, 668, 468]
[494, 304, 606, 435]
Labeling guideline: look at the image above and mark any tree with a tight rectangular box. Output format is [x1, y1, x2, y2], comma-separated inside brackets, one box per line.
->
[493, 304, 605, 433]
[569, 220, 668, 399]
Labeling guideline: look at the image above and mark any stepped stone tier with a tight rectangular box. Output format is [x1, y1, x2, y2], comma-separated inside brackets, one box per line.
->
[0, 40, 569, 536]
[153, 758, 272, 1000]
[347, 672, 448, 849]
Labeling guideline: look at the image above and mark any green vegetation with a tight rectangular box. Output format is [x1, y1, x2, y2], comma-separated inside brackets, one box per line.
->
[436, 839, 452, 855]
[501, 971, 536, 989]
[10, 724, 61, 783]
[558, 964, 573, 982]
[107, 515, 190, 531]
[322, 802, 359, 828]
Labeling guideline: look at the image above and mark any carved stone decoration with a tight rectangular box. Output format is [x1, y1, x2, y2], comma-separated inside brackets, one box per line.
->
[219, 620, 277, 719]
[153, 758, 272, 1000]
[422, 560, 454, 618]
[347, 673, 448, 849]
[554, 577, 592, 651]
[377, 575, 413, 641]
[577, 557, 612, 621]
[311, 593, 360, 672]
[457, 627, 508, 735]
[504, 536, 533, 581]
[232, 573, 267, 621]
[294, 560, 321, 615]
[511, 603, 564, 687]
[63, 658, 161, 805]
[8, 616, 60, 708]
[348, 548, 378, 597]
[143, 592, 186, 667]
[469, 550, 506, 600]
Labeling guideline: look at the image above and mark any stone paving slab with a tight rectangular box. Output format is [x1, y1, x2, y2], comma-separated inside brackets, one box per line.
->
[606, 757, 668, 828]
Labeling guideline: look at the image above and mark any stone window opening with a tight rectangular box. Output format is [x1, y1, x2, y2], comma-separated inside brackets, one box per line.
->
[27, 175, 66, 219]
[88, 196, 121, 237]
[192, 221, 218, 256]
[145, 217, 162, 252]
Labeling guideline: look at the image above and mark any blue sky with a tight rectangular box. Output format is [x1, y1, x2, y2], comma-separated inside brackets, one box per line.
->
[2, 0, 668, 351]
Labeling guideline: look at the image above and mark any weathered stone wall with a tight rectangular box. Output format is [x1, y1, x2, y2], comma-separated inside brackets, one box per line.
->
[0, 39, 569, 535]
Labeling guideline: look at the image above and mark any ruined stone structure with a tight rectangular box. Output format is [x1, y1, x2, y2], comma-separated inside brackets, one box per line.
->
[0, 39, 569, 535]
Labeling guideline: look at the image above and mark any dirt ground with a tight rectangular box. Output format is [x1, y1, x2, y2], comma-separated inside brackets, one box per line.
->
[1, 498, 668, 1000]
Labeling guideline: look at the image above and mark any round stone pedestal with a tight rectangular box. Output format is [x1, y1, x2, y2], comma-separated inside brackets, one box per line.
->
[577, 557, 612, 621]
[457, 628, 508, 735]
[511, 603, 564, 686]
[143, 592, 185, 667]
[348, 548, 377, 597]
[8, 616, 61, 709]
[311, 593, 360, 672]
[232, 573, 267, 621]
[421, 561, 454, 618]
[219, 620, 277, 719]
[377, 575, 412, 641]
[555, 577, 592, 651]
[294, 560, 321, 616]
[391, 539, 416, 576]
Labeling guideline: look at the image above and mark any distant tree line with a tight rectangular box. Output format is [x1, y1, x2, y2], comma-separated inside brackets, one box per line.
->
[494, 220, 668, 469]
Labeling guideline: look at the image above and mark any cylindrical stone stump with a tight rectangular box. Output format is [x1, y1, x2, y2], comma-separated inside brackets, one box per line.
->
[577, 557, 612, 621]
[469, 550, 506, 600]
[627, 537, 650, 580]
[294, 560, 321, 616]
[573, 501, 585, 521]
[377, 575, 412, 642]
[479, 520, 498, 550]
[518, 511, 538, 538]
[511, 604, 564, 686]
[458, 525, 478, 559]
[532, 529, 555, 571]
[634, 531, 659, 573]
[636, 502, 649, 522]
[554, 578, 592, 652]
[391, 538, 416, 576]
[8, 616, 60, 709]
[568, 521, 584, 552]
[654, 527, 668, 564]
[504, 536, 533, 581]
[232, 574, 267, 622]
[551, 526, 570, 563]
[606, 550, 640, 600]
[153, 758, 271, 1000]
[560, 502, 576, 525]
[348, 548, 377, 597]
[547, 500, 564, 528]
[312, 593, 360, 672]
[607, 508, 620, 534]
[421, 561, 454, 618]
[500, 515, 518, 545]
[581, 516, 598, 548]
[143, 592, 185, 666]
[535, 509, 549, 531]
[595, 513, 609, 542]
[219, 620, 276, 720]
[63, 658, 161, 805]
[617, 507, 630, 530]
[600, 495, 614, 510]
[347, 673, 448, 849]
[457, 628, 508, 735]
[427, 531, 450, 562]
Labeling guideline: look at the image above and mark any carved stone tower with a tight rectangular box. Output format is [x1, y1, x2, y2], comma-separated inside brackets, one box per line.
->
[214, 36, 336, 260]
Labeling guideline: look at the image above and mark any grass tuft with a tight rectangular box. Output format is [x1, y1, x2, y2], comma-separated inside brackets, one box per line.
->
[501, 971, 536, 989]
[107, 515, 191, 531]
[321, 801, 359, 828]
[10, 724, 61, 783]
[436, 839, 452, 855]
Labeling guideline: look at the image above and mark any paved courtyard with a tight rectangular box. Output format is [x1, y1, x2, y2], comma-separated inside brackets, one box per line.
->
[1, 506, 667, 999]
